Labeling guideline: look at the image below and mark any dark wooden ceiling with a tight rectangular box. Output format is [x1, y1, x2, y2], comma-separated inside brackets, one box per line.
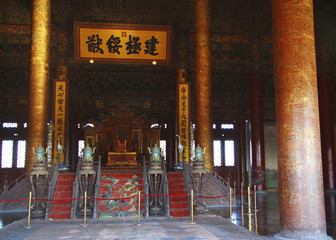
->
[0, 0, 336, 125]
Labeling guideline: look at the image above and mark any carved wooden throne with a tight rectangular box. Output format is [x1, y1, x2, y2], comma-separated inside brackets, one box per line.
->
[83, 109, 160, 168]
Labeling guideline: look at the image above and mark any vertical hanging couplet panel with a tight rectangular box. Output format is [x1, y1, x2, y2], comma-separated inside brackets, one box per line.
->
[177, 82, 190, 164]
[53, 80, 67, 163]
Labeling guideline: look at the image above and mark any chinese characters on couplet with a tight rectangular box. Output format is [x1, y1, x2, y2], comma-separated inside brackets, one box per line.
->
[85, 34, 160, 56]
[180, 86, 189, 163]
[54, 81, 67, 163]
[55, 83, 66, 140]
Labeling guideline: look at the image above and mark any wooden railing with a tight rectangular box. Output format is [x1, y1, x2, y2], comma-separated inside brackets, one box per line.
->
[204, 167, 230, 187]
[0, 170, 32, 201]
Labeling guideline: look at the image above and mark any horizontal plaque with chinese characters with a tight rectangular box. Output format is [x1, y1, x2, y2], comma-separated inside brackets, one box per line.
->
[74, 22, 172, 65]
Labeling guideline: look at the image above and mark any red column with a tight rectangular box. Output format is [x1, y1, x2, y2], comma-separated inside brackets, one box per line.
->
[272, 0, 328, 238]
[318, 75, 336, 190]
[194, 0, 213, 170]
[249, 72, 266, 191]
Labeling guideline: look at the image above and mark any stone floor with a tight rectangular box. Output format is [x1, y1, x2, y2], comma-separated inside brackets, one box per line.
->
[0, 215, 268, 240]
[1, 191, 335, 239]
[208, 191, 336, 239]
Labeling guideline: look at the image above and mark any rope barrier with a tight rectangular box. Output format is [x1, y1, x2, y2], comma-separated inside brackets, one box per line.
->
[0, 190, 254, 202]
[143, 193, 188, 197]
[196, 194, 228, 199]
[249, 192, 256, 197]
[233, 191, 248, 196]
[143, 193, 257, 198]
[34, 197, 83, 201]
[89, 196, 136, 201]
[100, 190, 140, 193]
[195, 190, 253, 199]
[19, 181, 259, 229]
[0, 198, 27, 202]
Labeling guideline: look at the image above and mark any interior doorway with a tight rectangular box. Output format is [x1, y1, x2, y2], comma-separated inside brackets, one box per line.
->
[213, 121, 247, 188]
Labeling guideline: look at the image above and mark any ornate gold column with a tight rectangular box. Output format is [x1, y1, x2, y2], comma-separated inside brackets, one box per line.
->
[272, 0, 328, 238]
[194, 0, 213, 170]
[26, 0, 51, 172]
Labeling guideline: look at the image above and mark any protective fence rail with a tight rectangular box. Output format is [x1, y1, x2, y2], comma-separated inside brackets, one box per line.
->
[0, 184, 259, 229]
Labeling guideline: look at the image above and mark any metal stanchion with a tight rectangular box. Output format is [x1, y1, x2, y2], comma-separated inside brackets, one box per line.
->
[241, 183, 244, 227]
[247, 186, 253, 229]
[137, 190, 141, 225]
[229, 188, 232, 220]
[26, 192, 32, 229]
[253, 185, 258, 233]
[233, 181, 236, 203]
[254, 185, 258, 212]
[248, 213, 252, 231]
[83, 191, 87, 226]
[248, 185, 251, 215]
[190, 189, 195, 224]
[255, 208, 258, 234]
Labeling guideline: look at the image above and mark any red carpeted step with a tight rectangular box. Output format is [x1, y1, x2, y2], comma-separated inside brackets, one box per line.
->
[53, 191, 72, 198]
[49, 212, 70, 219]
[167, 172, 190, 217]
[49, 173, 75, 220]
[55, 185, 72, 192]
[168, 177, 185, 183]
[170, 208, 190, 217]
[58, 174, 76, 180]
[170, 202, 189, 209]
[170, 184, 186, 190]
[169, 195, 188, 202]
[169, 188, 188, 194]
[51, 204, 71, 212]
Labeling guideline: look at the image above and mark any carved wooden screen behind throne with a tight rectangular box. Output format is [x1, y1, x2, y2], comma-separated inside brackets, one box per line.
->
[83, 111, 161, 167]
[102, 111, 145, 167]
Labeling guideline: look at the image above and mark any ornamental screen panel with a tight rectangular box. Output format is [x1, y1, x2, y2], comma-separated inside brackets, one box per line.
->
[221, 124, 234, 129]
[2, 122, 18, 128]
[160, 140, 167, 162]
[1, 140, 13, 168]
[74, 22, 172, 65]
[78, 140, 85, 158]
[224, 140, 235, 166]
[16, 140, 26, 168]
[213, 139, 235, 167]
[213, 140, 222, 167]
